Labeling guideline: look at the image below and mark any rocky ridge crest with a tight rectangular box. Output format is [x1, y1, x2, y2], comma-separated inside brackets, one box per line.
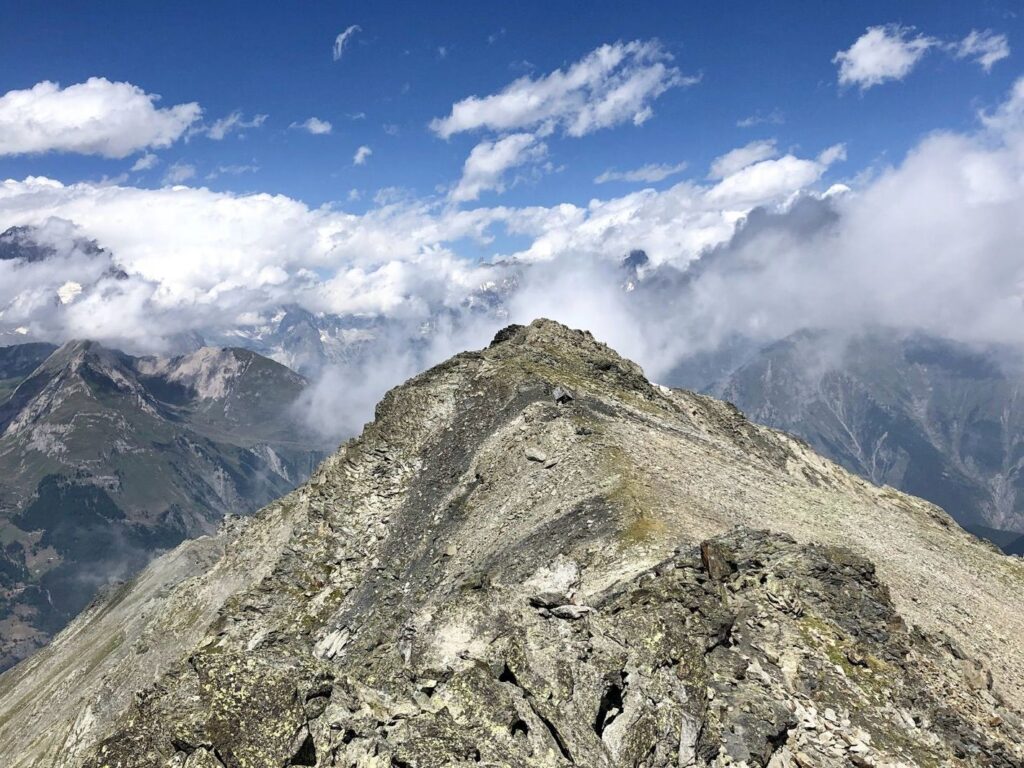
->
[0, 319, 1021, 767]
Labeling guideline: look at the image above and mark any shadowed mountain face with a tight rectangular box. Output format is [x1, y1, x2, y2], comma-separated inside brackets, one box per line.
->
[699, 330, 1024, 544]
[0, 341, 332, 669]
[1, 320, 1020, 768]
[0, 342, 57, 401]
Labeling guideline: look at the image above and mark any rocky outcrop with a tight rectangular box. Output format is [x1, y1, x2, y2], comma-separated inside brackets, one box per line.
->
[1, 320, 1022, 767]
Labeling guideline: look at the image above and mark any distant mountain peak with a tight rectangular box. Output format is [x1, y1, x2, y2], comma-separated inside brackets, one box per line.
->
[0, 339, 329, 671]
[0, 223, 106, 263]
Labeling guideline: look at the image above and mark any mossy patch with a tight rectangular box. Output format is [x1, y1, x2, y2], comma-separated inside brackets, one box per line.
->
[601, 445, 668, 548]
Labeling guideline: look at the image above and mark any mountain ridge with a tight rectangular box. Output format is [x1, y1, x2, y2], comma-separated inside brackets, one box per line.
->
[1, 319, 1020, 767]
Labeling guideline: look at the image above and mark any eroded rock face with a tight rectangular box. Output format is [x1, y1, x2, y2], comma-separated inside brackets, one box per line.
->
[2, 319, 1023, 767]
[86, 531, 1023, 768]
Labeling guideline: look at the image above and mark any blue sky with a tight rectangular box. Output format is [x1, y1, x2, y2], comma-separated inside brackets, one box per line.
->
[1, 0, 1020, 209]
[2, 1, 1024, 370]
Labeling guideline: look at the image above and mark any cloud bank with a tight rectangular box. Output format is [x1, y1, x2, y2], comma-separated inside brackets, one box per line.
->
[3, 76, 1024, 438]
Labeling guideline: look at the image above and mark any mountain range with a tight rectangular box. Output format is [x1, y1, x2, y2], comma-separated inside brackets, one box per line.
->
[0, 320, 1019, 767]
[670, 329, 1024, 554]
[0, 340, 331, 669]
[4, 223, 1024, 559]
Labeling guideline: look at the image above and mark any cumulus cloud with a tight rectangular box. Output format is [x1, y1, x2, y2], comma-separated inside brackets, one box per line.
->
[648, 121, 1024, 362]
[835, 25, 1011, 89]
[708, 140, 778, 179]
[834, 25, 936, 90]
[435, 40, 695, 206]
[204, 111, 268, 140]
[705, 145, 842, 205]
[0, 78, 200, 158]
[481, 88, 1024, 384]
[333, 25, 361, 61]
[292, 117, 333, 135]
[450, 133, 547, 201]
[954, 29, 1010, 72]
[594, 161, 687, 184]
[430, 40, 695, 139]
[353, 145, 372, 165]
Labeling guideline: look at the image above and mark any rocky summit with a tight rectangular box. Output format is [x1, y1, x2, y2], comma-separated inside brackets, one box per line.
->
[1, 319, 1022, 768]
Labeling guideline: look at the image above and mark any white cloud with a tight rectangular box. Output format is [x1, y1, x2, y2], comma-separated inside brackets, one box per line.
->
[131, 153, 159, 172]
[834, 25, 1010, 89]
[0, 132, 840, 354]
[4, 81, 1024, 444]
[353, 145, 372, 165]
[653, 116, 1024, 361]
[430, 40, 695, 139]
[817, 143, 847, 166]
[450, 133, 547, 202]
[292, 117, 333, 135]
[706, 150, 838, 205]
[708, 140, 778, 179]
[834, 25, 936, 90]
[162, 162, 196, 184]
[594, 162, 688, 184]
[981, 76, 1024, 133]
[0, 78, 200, 158]
[333, 25, 361, 61]
[489, 84, 1024, 381]
[205, 111, 268, 140]
[954, 29, 1010, 72]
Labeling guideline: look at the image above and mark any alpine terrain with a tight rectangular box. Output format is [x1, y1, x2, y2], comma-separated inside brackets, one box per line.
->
[0, 340, 332, 670]
[698, 330, 1024, 553]
[0, 320, 1020, 767]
